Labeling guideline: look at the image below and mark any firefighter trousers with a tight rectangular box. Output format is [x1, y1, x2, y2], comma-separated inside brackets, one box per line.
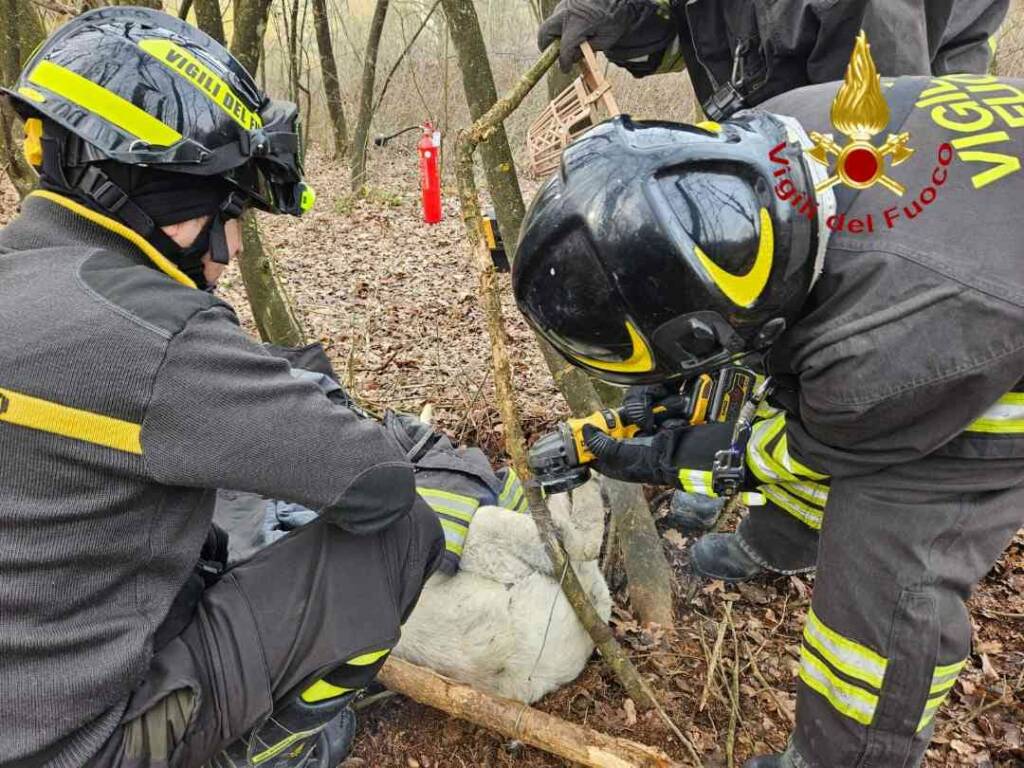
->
[90, 504, 444, 767]
[784, 453, 1024, 768]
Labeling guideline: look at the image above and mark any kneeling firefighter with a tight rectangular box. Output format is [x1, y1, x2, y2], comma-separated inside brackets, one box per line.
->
[0, 8, 443, 767]
[512, 35, 1024, 768]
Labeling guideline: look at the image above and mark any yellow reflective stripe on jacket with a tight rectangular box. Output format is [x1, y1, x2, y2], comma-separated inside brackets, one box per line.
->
[0, 386, 142, 454]
[780, 478, 830, 508]
[28, 60, 182, 147]
[679, 469, 715, 495]
[799, 646, 879, 727]
[917, 658, 966, 732]
[677, 469, 764, 506]
[31, 191, 195, 287]
[762, 485, 823, 530]
[965, 392, 1024, 434]
[417, 488, 479, 522]
[746, 413, 789, 483]
[498, 471, 526, 512]
[773, 433, 829, 481]
[438, 519, 466, 555]
[804, 608, 888, 689]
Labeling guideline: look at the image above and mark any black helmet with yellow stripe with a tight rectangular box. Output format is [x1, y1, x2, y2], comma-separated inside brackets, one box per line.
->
[3, 7, 313, 285]
[512, 113, 823, 385]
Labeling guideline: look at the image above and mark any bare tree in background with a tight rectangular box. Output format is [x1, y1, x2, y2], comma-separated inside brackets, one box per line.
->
[194, 0, 227, 44]
[350, 0, 389, 192]
[312, 0, 348, 157]
[231, 0, 308, 346]
[0, 0, 45, 198]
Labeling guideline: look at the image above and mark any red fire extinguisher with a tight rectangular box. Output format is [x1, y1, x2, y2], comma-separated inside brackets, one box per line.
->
[418, 122, 442, 224]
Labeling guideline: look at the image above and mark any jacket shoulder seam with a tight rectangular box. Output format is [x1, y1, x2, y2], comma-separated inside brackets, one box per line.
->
[74, 249, 175, 340]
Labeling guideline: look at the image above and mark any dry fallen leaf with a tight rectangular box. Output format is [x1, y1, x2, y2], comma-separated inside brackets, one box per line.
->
[623, 698, 637, 726]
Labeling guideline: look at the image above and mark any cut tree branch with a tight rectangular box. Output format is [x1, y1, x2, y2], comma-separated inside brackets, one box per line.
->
[378, 657, 681, 768]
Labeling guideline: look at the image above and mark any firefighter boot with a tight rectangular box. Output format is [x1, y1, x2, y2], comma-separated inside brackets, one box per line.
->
[211, 689, 357, 767]
[690, 533, 766, 583]
[661, 491, 724, 532]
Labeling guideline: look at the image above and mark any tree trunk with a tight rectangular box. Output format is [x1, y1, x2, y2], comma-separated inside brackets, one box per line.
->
[232, 0, 274, 74]
[378, 657, 681, 768]
[236, 213, 307, 345]
[442, 0, 526, 254]
[0, 0, 45, 198]
[286, 0, 301, 102]
[349, 0, 389, 192]
[312, 0, 348, 158]
[230, 0, 307, 346]
[194, 0, 227, 45]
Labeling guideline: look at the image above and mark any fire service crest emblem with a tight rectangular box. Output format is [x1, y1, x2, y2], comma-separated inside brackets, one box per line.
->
[807, 31, 914, 195]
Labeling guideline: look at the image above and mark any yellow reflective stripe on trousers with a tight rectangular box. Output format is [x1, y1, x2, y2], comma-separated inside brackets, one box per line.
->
[917, 658, 966, 732]
[762, 485, 823, 530]
[28, 60, 182, 147]
[799, 646, 879, 726]
[965, 392, 1024, 434]
[804, 608, 888, 689]
[348, 648, 390, 666]
[300, 679, 354, 703]
[0, 386, 142, 454]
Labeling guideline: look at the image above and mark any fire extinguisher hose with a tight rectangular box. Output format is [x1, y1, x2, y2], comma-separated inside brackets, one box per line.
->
[373, 125, 422, 146]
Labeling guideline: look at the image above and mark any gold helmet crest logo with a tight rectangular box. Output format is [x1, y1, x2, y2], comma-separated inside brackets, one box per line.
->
[806, 31, 914, 196]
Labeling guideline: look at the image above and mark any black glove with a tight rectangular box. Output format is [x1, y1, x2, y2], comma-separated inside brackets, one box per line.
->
[582, 423, 681, 486]
[620, 382, 678, 434]
[537, 0, 677, 73]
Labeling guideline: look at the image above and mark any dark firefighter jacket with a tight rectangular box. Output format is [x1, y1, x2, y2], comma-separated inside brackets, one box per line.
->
[0, 193, 419, 767]
[762, 74, 1024, 479]
[674, 0, 1007, 118]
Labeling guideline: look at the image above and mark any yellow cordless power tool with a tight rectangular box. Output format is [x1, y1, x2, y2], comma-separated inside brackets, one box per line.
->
[528, 368, 756, 493]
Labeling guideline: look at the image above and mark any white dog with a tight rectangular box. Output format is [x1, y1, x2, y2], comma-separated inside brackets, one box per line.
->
[394, 479, 612, 704]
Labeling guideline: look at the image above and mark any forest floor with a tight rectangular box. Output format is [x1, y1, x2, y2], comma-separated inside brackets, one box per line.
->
[2, 145, 1021, 767]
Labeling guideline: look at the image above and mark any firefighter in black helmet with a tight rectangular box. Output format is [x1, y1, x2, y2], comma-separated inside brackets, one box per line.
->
[0, 8, 443, 767]
[537, 0, 1008, 121]
[513, 34, 1024, 768]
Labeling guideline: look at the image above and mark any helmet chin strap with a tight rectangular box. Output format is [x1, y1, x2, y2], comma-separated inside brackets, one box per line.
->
[68, 163, 245, 292]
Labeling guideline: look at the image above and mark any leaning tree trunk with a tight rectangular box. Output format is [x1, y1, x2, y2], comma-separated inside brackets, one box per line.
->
[442, 0, 526, 250]
[194, 0, 227, 45]
[0, 0, 45, 198]
[231, 0, 307, 346]
[443, 0, 674, 627]
[312, 0, 348, 158]
[349, 0, 389, 192]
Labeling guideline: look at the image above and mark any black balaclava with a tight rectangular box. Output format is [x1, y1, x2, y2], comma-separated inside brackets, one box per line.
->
[37, 124, 244, 290]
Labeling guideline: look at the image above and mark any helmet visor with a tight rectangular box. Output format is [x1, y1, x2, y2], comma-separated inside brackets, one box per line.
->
[518, 229, 655, 376]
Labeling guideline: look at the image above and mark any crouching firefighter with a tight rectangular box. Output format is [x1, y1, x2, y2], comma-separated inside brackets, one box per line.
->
[511, 34, 1024, 768]
[0, 8, 444, 767]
